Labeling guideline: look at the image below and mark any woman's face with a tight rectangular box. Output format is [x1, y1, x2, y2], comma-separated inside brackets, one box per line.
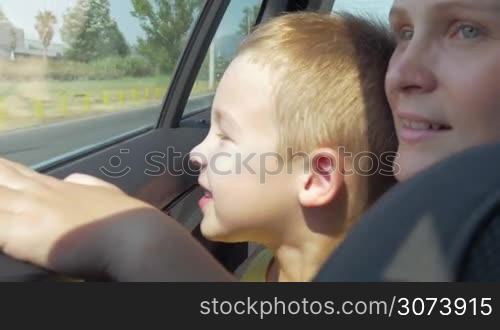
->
[385, 0, 500, 181]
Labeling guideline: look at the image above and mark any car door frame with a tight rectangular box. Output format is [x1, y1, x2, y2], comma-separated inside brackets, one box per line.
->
[45, 0, 232, 208]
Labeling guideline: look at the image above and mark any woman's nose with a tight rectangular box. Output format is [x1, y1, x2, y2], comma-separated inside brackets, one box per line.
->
[386, 41, 438, 96]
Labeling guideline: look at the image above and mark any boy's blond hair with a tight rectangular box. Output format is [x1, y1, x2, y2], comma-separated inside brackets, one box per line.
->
[237, 12, 397, 221]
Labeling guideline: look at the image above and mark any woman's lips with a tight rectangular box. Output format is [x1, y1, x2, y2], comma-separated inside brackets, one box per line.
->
[397, 115, 452, 144]
[198, 191, 213, 211]
[398, 127, 445, 144]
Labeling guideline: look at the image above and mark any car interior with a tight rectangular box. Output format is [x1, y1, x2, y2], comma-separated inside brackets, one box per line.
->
[0, 0, 344, 281]
[1, 0, 497, 282]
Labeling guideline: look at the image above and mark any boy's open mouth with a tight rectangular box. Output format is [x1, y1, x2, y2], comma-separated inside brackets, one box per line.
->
[198, 190, 213, 211]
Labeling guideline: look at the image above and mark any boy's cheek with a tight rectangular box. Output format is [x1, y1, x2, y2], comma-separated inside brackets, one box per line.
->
[208, 151, 263, 177]
[200, 196, 251, 242]
[209, 152, 237, 176]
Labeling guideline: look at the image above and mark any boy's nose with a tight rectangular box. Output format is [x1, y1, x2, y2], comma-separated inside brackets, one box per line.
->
[189, 155, 203, 171]
[189, 144, 208, 171]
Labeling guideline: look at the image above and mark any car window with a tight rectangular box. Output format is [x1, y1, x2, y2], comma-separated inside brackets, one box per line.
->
[0, 0, 205, 167]
[182, 0, 263, 118]
[332, 0, 392, 22]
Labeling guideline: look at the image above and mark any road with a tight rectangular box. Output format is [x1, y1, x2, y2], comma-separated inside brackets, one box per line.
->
[0, 94, 213, 167]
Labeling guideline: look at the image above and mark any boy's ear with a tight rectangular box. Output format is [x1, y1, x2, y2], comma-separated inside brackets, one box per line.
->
[298, 148, 344, 208]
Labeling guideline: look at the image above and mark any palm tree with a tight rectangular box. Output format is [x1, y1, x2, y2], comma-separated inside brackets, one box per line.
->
[9, 27, 17, 61]
[35, 10, 57, 60]
[238, 5, 260, 36]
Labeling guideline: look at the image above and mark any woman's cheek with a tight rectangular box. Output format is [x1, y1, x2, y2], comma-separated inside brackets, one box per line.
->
[450, 74, 500, 144]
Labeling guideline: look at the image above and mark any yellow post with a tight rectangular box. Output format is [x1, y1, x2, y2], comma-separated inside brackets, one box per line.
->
[131, 88, 139, 102]
[60, 94, 69, 117]
[119, 90, 126, 105]
[84, 94, 92, 112]
[0, 99, 6, 126]
[34, 100, 45, 121]
[155, 87, 162, 100]
[102, 90, 110, 107]
[144, 87, 150, 100]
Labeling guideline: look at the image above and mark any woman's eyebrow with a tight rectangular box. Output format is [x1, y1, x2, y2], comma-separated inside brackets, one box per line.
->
[389, 1, 500, 22]
[433, 1, 500, 13]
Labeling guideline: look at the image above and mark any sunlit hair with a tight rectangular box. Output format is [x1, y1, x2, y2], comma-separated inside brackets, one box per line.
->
[237, 12, 398, 221]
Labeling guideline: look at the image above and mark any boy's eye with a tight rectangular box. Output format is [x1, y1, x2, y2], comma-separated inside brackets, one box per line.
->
[395, 27, 414, 42]
[216, 132, 230, 141]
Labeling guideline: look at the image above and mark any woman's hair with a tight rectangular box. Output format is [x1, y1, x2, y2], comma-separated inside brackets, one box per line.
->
[237, 12, 398, 221]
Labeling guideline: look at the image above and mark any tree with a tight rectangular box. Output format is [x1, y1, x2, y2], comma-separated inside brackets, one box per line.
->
[61, 0, 129, 62]
[35, 10, 57, 60]
[0, 7, 6, 22]
[131, 0, 203, 73]
[238, 5, 260, 36]
[0, 7, 16, 60]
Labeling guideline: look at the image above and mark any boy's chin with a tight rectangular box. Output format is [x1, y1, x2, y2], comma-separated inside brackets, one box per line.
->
[200, 216, 247, 243]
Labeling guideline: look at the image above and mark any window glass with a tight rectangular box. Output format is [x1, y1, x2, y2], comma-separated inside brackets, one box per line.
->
[182, 0, 263, 117]
[0, 0, 205, 166]
[332, 0, 393, 22]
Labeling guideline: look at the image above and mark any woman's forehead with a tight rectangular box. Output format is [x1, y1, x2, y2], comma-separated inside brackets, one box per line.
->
[392, 0, 500, 12]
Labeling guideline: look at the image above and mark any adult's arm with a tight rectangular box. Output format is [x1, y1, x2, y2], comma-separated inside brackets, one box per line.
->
[48, 209, 236, 282]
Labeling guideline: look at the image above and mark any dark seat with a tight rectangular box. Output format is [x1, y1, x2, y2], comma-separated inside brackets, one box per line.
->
[0, 255, 53, 282]
[315, 142, 500, 282]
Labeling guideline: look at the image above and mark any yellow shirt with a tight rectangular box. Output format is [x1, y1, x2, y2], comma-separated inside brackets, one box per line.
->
[240, 249, 274, 282]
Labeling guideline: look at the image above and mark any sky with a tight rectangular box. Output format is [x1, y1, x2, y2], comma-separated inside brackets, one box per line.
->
[0, 0, 145, 45]
[0, 0, 395, 45]
[333, 0, 394, 21]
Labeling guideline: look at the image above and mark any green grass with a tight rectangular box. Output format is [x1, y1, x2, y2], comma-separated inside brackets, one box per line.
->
[0, 76, 213, 132]
[44, 76, 171, 96]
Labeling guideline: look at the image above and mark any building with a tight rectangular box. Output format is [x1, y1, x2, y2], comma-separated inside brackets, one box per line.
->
[17, 39, 65, 59]
[0, 19, 24, 59]
[0, 17, 64, 60]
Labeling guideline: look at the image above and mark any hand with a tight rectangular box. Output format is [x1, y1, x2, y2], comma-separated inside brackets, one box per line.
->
[0, 158, 234, 281]
[0, 158, 159, 275]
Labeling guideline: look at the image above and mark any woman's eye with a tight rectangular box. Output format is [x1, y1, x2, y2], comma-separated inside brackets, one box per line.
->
[457, 25, 480, 39]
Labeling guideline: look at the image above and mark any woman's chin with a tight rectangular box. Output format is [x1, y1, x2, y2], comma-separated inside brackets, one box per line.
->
[394, 151, 443, 182]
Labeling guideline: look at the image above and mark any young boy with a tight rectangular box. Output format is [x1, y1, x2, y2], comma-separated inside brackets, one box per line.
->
[189, 12, 397, 281]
